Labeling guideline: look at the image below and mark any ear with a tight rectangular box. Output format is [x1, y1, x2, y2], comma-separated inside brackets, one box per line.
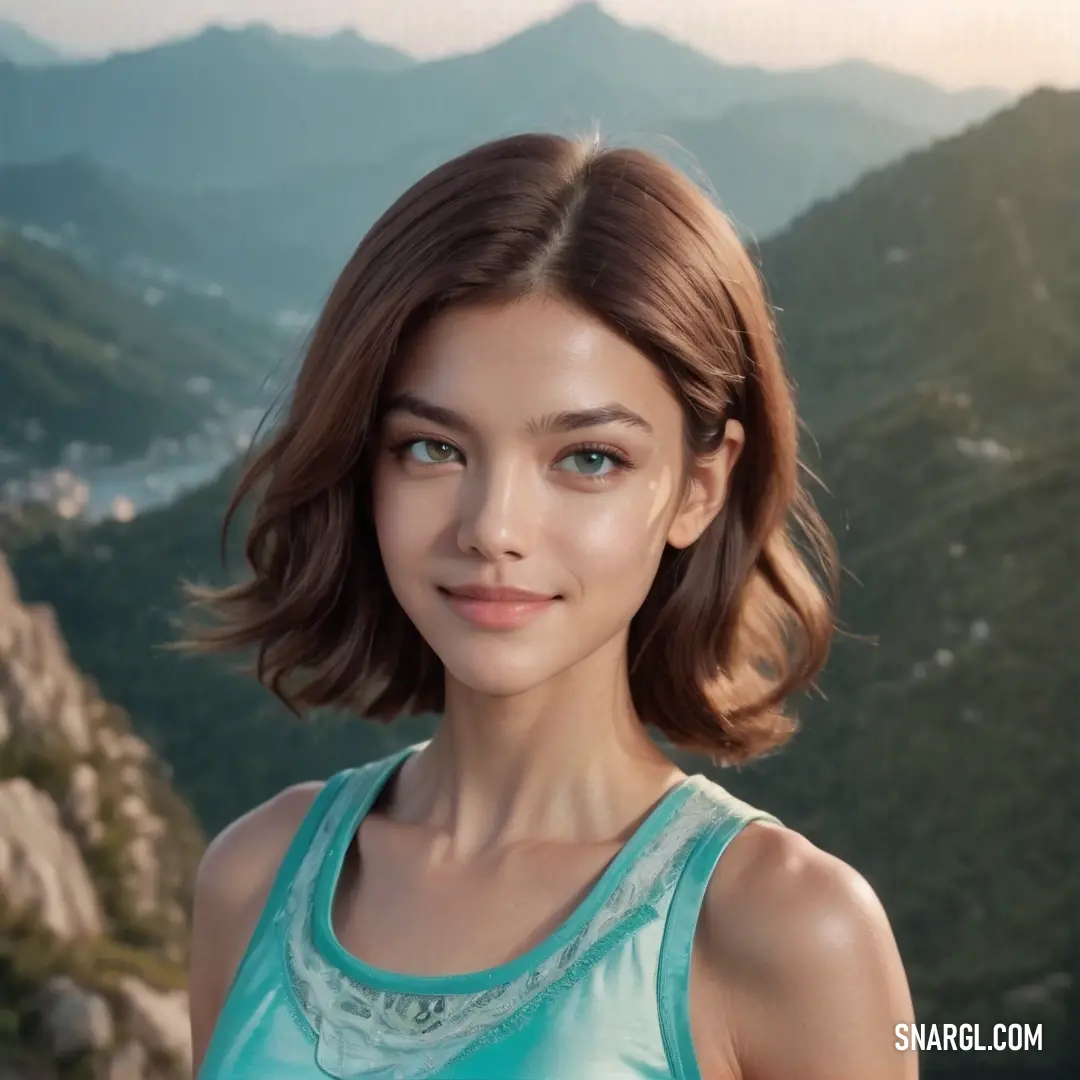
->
[666, 419, 745, 549]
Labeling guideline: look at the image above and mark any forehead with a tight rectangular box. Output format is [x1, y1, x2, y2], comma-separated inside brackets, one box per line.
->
[391, 294, 678, 421]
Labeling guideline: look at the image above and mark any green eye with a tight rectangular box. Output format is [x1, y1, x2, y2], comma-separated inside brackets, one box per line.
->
[555, 450, 616, 476]
[407, 440, 461, 464]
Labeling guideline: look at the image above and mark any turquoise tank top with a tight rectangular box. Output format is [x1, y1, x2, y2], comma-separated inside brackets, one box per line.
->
[197, 742, 781, 1080]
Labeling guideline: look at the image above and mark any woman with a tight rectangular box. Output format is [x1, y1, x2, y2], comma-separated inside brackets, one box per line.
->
[185, 132, 917, 1079]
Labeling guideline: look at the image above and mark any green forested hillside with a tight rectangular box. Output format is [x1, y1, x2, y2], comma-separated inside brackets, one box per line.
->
[759, 86, 1080, 428]
[737, 86, 1080, 1071]
[730, 395, 1079, 1069]
[0, 155, 326, 314]
[0, 226, 285, 465]
[7, 88, 1078, 1072]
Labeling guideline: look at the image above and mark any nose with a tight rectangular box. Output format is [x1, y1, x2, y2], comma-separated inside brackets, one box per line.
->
[456, 457, 538, 560]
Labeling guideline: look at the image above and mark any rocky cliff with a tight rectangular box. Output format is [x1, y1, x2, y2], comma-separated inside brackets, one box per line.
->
[0, 553, 203, 1080]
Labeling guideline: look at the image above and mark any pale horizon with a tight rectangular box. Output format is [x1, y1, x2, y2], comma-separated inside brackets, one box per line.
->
[0, 0, 1078, 93]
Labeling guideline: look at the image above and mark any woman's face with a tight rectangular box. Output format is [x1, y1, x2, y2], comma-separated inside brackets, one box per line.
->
[371, 293, 740, 700]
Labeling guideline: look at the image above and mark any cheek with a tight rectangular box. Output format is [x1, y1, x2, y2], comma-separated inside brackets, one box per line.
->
[552, 474, 679, 587]
[370, 464, 431, 582]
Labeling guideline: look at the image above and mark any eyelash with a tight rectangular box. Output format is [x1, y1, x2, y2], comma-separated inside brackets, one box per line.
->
[387, 435, 636, 481]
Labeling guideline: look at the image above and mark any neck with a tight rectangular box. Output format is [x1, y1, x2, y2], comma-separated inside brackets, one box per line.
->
[389, 634, 684, 856]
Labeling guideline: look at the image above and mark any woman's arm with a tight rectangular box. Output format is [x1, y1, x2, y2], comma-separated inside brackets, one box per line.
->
[691, 823, 918, 1080]
[188, 781, 324, 1075]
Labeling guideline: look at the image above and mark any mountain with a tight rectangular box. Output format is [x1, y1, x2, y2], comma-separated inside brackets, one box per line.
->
[658, 95, 930, 238]
[0, 155, 333, 316]
[769, 57, 1009, 135]
[0, 552, 202, 1077]
[383, 2, 1004, 142]
[0, 19, 67, 66]
[3, 467, 435, 836]
[758, 86, 1080, 430]
[766, 381, 1080, 1078]
[0, 5, 1009, 192]
[239, 21, 414, 71]
[0, 27, 383, 191]
[185, 133, 508, 286]
[187, 95, 937, 302]
[7, 87, 1078, 1072]
[741, 86, 1080, 1068]
[0, 225, 284, 470]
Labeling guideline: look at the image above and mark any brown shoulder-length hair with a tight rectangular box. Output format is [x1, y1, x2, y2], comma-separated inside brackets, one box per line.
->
[179, 131, 839, 764]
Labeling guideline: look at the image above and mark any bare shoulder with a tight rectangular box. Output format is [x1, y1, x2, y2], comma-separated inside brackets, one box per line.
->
[700, 820, 896, 967]
[189, 781, 325, 1072]
[194, 780, 325, 913]
[691, 821, 917, 1080]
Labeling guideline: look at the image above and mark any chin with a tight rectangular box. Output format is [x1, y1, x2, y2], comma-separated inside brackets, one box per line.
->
[431, 636, 573, 699]
[414, 626, 583, 699]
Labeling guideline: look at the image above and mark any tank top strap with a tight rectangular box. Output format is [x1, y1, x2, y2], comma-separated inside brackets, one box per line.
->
[230, 745, 423, 996]
[656, 774, 782, 1080]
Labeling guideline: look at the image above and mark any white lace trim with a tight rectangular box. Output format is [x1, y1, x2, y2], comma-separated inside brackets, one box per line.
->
[277, 765, 736, 1079]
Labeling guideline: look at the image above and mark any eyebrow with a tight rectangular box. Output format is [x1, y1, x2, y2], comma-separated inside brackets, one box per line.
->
[382, 392, 654, 436]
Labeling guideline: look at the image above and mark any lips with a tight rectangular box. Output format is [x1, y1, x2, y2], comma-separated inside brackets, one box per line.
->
[438, 584, 559, 630]
[440, 584, 557, 602]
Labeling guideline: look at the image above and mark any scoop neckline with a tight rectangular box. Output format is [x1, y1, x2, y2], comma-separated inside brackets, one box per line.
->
[310, 742, 696, 994]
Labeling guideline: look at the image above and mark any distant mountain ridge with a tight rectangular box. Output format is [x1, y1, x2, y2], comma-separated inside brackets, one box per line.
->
[0, 1, 1011, 317]
[0, 5, 1011, 192]
[659, 94, 931, 236]
[236, 21, 414, 71]
[0, 16, 412, 72]
[0, 18, 68, 66]
[190, 92, 934, 297]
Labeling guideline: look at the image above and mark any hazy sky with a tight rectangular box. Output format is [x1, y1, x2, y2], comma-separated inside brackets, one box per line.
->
[2, 0, 1078, 92]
